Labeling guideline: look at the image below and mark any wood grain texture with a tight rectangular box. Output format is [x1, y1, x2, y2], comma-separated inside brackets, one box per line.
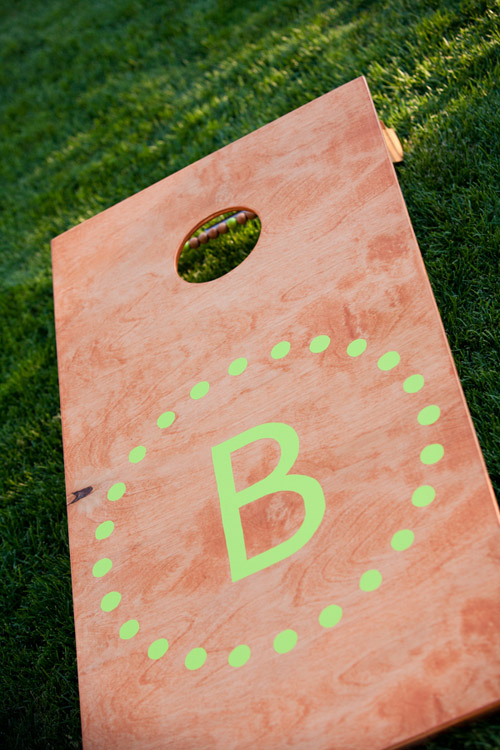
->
[51, 76, 500, 750]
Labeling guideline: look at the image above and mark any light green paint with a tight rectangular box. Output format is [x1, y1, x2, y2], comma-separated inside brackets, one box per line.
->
[101, 591, 121, 612]
[212, 422, 325, 582]
[157, 411, 176, 428]
[273, 629, 297, 654]
[119, 619, 139, 639]
[228, 644, 251, 667]
[309, 335, 330, 353]
[391, 529, 414, 551]
[377, 351, 400, 371]
[129, 446, 146, 463]
[412, 485, 436, 507]
[95, 520, 114, 540]
[107, 482, 126, 501]
[228, 357, 248, 376]
[403, 374, 424, 393]
[359, 569, 382, 592]
[190, 381, 209, 399]
[148, 638, 169, 660]
[346, 338, 367, 357]
[92, 558, 112, 578]
[420, 443, 444, 464]
[271, 341, 290, 359]
[417, 405, 440, 425]
[185, 647, 207, 670]
[318, 604, 343, 628]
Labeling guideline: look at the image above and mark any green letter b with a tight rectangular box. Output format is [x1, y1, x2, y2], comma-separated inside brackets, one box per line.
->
[212, 422, 325, 582]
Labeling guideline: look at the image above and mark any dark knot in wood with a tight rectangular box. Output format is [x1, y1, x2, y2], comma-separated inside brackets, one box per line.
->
[68, 486, 93, 505]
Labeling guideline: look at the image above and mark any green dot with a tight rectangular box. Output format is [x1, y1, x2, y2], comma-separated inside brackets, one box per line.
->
[418, 405, 440, 425]
[95, 520, 114, 540]
[129, 446, 146, 463]
[310, 335, 330, 353]
[318, 604, 343, 629]
[359, 570, 382, 592]
[148, 638, 169, 660]
[190, 381, 209, 400]
[273, 629, 297, 654]
[101, 591, 122, 612]
[347, 338, 367, 357]
[228, 357, 248, 376]
[420, 443, 444, 464]
[271, 341, 290, 359]
[228, 644, 251, 667]
[403, 374, 424, 393]
[92, 558, 112, 578]
[157, 410, 176, 429]
[227, 216, 237, 229]
[377, 351, 400, 371]
[119, 619, 140, 640]
[183, 241, 190, 252]
[391, 529, 415, 551]
[107, 482, 126, 501]
[185, 647, 207, 670]
[412, 485, 436, 507]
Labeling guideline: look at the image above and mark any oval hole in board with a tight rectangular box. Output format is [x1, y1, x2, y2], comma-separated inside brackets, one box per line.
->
[177, 209, 261, 283]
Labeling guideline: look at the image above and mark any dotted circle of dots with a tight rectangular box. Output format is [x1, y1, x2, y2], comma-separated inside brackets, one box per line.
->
[418, 405, 440, 425]
[129, 446, 146, 464]
[412, 485, 436, 507]
[157, 411, 176, 429]
[190, 381, 209, 400]
[148, 638, 169, 660]
[185, 647, 207, 670]
[101, 591, 122, 612]
[403, 374, 424, 393]
[107, 482, 126, 501]
[273, 629, 298, 654]
[92, 558, 112, 578]
[228, 644, 251, 668]
[390, 529, 415, 551]
[310, 335, 330, 353]
[346, 338, 367, 357]
[377, 351, 400, 371]
[95, 520, 114, 540]
[420, 443, 444, 465]
[93, 333, 443, 668]
[359, 569, 382, 592]
[228, 357, 248, 376]
[271, 341, 290, 359]
[119, 619, 140, 640]
[318, 604, 343, 629]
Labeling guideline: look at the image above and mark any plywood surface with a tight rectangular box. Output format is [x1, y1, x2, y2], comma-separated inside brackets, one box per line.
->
[51, 76, 500, 750]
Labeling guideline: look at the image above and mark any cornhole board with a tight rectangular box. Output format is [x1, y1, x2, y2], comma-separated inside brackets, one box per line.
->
[51, 76, 500, 750]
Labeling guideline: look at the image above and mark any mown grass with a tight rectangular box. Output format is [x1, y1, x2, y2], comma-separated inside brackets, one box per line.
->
[1, 0, 499, 747]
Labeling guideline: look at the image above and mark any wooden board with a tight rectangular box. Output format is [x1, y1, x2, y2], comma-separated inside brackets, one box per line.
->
[51, 76, 500, 750]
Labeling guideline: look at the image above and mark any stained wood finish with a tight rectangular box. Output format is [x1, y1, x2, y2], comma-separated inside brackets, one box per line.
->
[380, 120, 404, 162]
[51, 77, 500, 750]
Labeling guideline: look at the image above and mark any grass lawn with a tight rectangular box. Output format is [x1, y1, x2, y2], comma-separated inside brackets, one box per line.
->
[1, 0, 500, 747]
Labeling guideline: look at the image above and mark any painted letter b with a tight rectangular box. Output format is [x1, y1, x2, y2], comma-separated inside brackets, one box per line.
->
[212, 422, 325, 582]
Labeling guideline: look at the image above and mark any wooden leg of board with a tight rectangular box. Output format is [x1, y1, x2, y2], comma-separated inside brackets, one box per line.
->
[380, 119, 404, 162]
